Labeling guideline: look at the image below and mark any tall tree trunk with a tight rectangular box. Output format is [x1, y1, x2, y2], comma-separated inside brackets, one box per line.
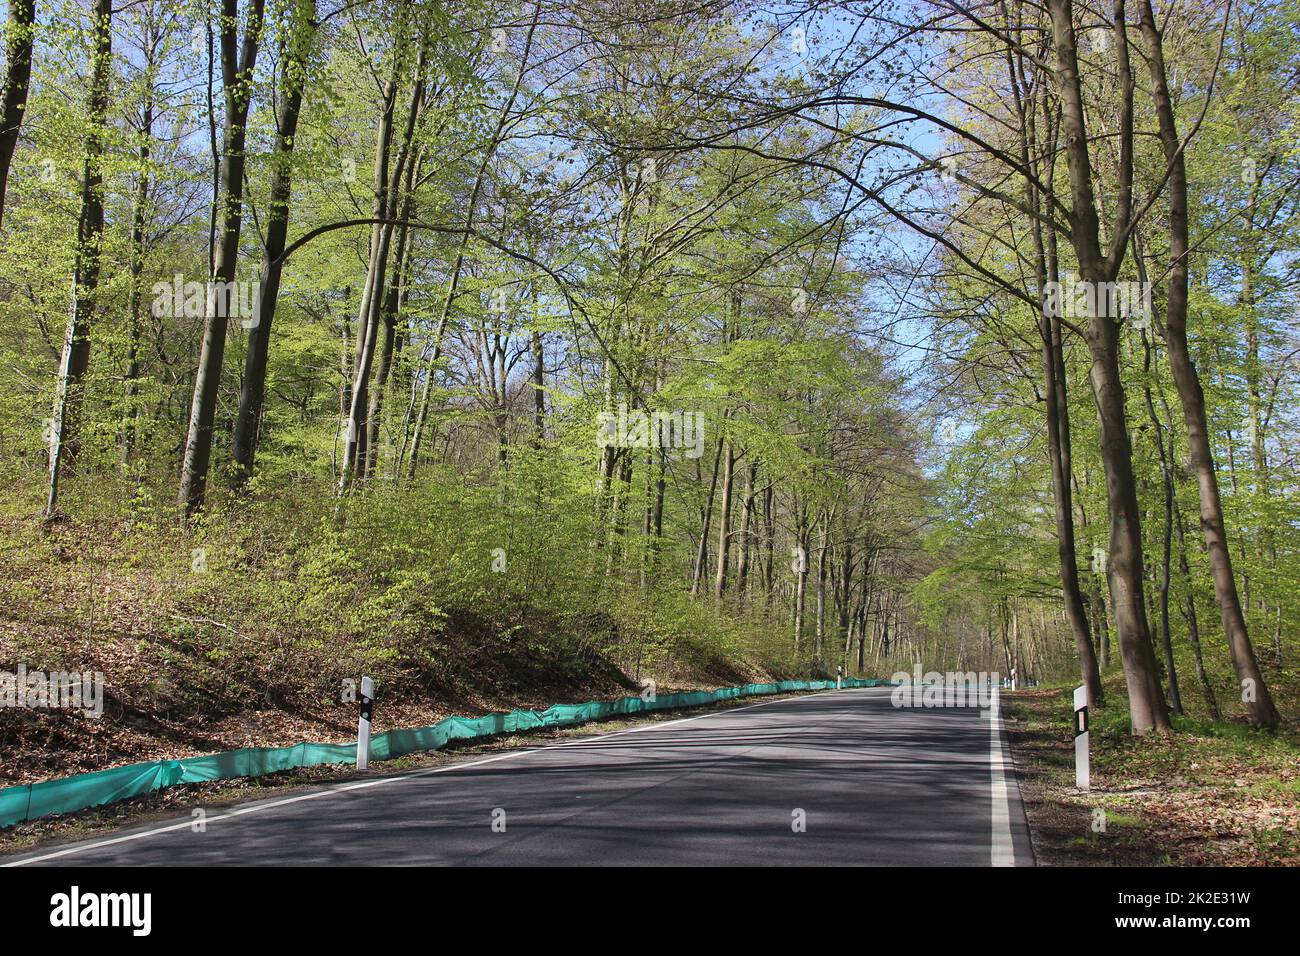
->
[712, 440, 735, 598]
[1011, 16, 1101, 700]
[1075, 472, 1111, 670]
[1025, 120, 1102, 703]
[402, 3, 540, 479]
[1240, 248, 1279, 661]
[814, 516, 828, 665]
[837, 537, 853, 644]
[879, 588, 893, 664]
[1141, 329, 1182, 715]
[46, 0, 111, 518]
[0, 0, 35, 228]
[690, 436, 723, 595]
[736, 461, 756, 594]
[231, 0, 315, 482]
[1090, 575, 1110, 670]
[793, 505, 808, 652]
[123, 76, 155, 466]
[762, 482, 775, 609]
[1048, 0, 1169, 731]
[365, 155, 419, 476]
[343, 33, 423, 487]
[1174, 491, 1220, 720]
[857, 550, 875, 672]
[1138, 0, 1278, 728]
[530, 327, 545, 446]
[177, 0, 267, 514]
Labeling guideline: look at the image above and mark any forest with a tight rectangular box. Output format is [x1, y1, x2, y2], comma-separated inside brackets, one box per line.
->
[0, 0, 1296, 769]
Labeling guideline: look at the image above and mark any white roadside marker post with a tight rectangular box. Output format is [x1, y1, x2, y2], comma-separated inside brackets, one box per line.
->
[836, 666, 843, 690]
[1073, 684, 1090, 792]
[357, 676, 375, 771]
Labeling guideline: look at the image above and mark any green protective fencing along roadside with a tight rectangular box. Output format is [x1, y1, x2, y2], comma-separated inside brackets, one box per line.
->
[0, 677, 891, 829]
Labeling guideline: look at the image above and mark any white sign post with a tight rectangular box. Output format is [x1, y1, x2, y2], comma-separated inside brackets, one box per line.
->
[357, 676, 375, 771]
[1073, 684, 1090, 792]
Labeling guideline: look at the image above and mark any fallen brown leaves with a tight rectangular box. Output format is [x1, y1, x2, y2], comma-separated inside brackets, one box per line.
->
[1004, 686, 1299, 866]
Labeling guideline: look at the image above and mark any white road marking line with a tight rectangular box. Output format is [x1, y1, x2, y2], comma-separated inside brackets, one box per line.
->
[5, 688, 869, 866]
[988, 688, 1016, 866]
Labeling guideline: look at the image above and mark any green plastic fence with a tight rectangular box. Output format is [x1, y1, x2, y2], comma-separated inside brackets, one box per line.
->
[0, 677, 890, 829]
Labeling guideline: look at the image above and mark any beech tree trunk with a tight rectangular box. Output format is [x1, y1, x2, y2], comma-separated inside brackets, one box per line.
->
[0, 0, 35, 228]
[341, 54, 404, 486]
[793, 505, 808, 651]
[690, 436, 723, 595]
[735, 461, 756, 592]
[46, 0, 112, 518]
[177, 0, 267, 514]
[1140, 330, 1182, 715]
[1047, 0, 1169, 731]
[365, 156, 419, 476]
[231, 0, 315, 481]
[713, 440, 735, 598]
[123, 50, 156, 466]
[402, 4, 540, 480]
[1021, 85, 1102, 704]
[1139, 0, 1278, 728]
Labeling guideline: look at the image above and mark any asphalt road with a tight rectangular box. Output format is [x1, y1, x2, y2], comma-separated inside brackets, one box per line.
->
[6, 686, 1034, 866]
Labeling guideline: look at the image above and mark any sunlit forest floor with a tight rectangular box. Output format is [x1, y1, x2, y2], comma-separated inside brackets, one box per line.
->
[1005, 682, 1300, 866]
